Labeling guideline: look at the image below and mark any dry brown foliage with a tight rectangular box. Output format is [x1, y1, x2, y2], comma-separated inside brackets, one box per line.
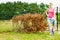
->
[12, 13, 48, 33]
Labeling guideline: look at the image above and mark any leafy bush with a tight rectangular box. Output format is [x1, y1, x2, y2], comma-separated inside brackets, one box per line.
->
[0, 1, 48, 20]
[58, 13, 60, 23]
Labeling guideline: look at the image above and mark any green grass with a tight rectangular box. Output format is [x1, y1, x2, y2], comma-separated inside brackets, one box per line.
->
[0, 32, 60, 40]
[0, 20, 60, 40]
[0, 20, 14, 32]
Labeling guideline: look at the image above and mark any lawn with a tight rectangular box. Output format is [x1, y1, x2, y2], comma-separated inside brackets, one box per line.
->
[0, 20, 60, 40]
[0, 32, 60, 40]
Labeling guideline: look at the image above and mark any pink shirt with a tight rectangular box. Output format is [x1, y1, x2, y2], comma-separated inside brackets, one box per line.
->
[48, 8, 54, 18]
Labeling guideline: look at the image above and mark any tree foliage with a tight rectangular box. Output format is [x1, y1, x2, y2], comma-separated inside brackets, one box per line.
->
[0, 1, 48, 20]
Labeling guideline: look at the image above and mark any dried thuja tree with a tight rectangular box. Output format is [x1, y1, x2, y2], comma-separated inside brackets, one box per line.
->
[12, 13, 48, 33]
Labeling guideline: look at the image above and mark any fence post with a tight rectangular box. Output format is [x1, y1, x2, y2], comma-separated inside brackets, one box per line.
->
[56, 7, 58, 31]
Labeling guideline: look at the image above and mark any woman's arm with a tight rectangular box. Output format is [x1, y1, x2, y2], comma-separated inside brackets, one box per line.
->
[54, 10, 56, 19]
[45, 9, 48, 16]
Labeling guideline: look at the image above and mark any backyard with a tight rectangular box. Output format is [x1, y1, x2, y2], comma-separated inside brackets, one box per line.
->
[0, 1, 60, 40]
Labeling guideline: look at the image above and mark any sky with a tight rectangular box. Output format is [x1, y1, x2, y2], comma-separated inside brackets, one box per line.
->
[0, 0, 60, 7]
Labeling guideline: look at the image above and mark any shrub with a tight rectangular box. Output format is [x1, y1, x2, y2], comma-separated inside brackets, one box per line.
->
[12, 13, 48, 33]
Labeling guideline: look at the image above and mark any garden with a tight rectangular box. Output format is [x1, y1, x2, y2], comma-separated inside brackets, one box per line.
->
[0, 1, 60, 40]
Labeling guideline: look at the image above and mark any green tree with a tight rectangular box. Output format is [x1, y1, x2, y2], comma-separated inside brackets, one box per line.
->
[39, 3, 49, 13]
[28, 3, 39, 13]
[0, 2, 49, 20]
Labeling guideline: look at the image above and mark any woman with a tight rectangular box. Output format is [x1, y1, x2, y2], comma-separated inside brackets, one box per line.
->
[46, 3, 57, 35]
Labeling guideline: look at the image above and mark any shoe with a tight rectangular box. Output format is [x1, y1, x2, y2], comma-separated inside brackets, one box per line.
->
[52, 28, 54, 34]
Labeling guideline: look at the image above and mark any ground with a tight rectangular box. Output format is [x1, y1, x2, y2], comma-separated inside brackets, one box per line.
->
[0, 20, 60, 40]
[0, 32, 60, 40]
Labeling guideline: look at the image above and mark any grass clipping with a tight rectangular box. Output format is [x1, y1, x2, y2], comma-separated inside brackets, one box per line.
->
[12, 13, 48, 33]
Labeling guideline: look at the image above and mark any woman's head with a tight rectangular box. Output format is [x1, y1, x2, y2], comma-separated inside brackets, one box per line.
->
[49, 3, 53, 8]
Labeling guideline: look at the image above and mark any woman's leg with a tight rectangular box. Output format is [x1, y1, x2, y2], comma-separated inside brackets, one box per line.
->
[53, 18, 57, 31]
[47, 18, 53, 34]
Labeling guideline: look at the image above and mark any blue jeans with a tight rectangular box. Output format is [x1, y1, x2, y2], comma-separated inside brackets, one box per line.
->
[47, 17, 57, 34]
